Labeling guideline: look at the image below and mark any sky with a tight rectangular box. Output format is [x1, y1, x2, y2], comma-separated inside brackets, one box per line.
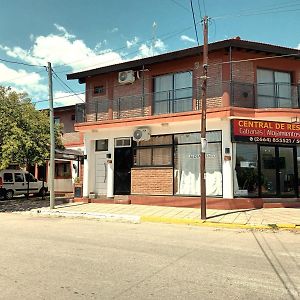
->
[0, 0, 299, 109]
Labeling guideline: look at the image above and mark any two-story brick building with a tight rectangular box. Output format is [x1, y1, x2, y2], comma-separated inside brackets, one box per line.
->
[67, 38, 300, 209]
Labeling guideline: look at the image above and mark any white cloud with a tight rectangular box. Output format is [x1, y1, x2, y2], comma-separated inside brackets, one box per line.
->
[0, 63, 47, 94]
[137, 38, 166, 58]
[53, 91, 85, 107]
[54, 23, 76, 39]
[180, 35, 196, 43]
[111, 27, 119, 33]
[126, 36, 139, 49]
[297, 43, 300, 49]
[0, 25, 123, 72]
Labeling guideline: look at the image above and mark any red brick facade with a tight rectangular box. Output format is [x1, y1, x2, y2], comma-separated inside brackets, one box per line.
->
[131, 167, 173, 195]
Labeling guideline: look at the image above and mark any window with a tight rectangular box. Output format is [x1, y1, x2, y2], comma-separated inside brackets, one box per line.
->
[55, 162, 71, 178]
[71, 114, 75, 121]
[94, 85, 105, 95]
[257, 69, 292, 108]
[234, 144, 259, 197]
[154, 71, 193, 114]
[15, 173, 24, 182]
[134, 135, 172, 167]
[3, 173, 13, 183]
[95, 139, 108, 151]
[174, 131, 222, 196]
[25, 173, 37, 182]
[54, 117, 60, 125]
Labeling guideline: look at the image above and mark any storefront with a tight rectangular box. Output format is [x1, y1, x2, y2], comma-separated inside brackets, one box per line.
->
[232, 119, 300, 198]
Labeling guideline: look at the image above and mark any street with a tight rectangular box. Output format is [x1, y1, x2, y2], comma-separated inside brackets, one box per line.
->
[0, 214, 299, 300]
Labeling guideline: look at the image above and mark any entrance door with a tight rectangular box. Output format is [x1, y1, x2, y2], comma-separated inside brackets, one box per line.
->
[259, 146, 296, 197]
[114, 147, 133, 195]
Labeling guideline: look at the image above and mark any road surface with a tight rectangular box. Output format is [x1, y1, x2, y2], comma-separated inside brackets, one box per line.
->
[0, 213, 299, 299]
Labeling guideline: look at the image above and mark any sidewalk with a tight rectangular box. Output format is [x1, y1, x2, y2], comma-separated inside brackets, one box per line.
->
[27, 201, 300, 230]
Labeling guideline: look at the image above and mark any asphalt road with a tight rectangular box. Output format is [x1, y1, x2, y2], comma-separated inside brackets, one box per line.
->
[0, 214, 299, 300]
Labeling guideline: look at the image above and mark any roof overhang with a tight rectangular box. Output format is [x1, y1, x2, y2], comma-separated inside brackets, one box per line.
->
[67, 39, 300, 83]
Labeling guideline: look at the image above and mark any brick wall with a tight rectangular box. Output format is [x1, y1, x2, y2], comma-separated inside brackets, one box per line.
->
[131, 167, 173, 195]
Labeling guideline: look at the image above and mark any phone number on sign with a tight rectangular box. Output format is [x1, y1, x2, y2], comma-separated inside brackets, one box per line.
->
[249, 137, 300, 143]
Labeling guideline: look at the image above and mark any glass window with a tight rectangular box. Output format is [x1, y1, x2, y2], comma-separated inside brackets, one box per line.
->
[153, 147, 172, 165]
[25, 173, 37, 182]
[15, 173, 24, 183]
[257, 69, 292, 108]
[55, 162, 71, 178]
[140, 135, 172, 146]
[234, 144, 259, 197]
[94, 85, 105, 95]
[95, 139, 108, 151]
[3, 173, 13, 183]
[154, 72, 192, 114]
[174, 142, 222, 196]
[135, 148, 152, 166]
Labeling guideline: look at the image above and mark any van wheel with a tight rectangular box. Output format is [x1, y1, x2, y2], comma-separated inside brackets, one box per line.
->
[39, 188, 47, 197]
[5, 190, 14, 200]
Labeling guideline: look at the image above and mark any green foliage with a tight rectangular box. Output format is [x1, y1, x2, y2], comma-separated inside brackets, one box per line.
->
[0, 86, 64, 170]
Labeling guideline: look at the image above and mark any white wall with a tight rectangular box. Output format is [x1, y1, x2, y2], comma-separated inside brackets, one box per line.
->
[82, 117, 233, 199]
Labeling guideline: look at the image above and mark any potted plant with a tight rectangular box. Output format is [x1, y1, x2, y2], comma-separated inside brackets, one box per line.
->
[73, 177, 83, 199]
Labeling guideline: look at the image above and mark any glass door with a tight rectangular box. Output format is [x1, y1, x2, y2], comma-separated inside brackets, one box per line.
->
[260, 146, 277, 196]
[259, 146, 296, 197]
[278, 147, 296, 196]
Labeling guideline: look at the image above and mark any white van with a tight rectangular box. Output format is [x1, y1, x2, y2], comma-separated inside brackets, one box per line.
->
[0, 169, 48, 200]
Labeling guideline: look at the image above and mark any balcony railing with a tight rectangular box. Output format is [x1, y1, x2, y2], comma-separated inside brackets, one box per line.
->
[231, 82, 300, 109]
[75, 82, 300, 124]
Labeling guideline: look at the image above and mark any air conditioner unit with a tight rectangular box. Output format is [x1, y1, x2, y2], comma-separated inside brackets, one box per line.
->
[118, 70, 135, 84]
[133, 127, 151, 142]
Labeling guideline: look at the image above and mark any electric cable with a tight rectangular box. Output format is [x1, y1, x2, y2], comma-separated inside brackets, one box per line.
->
[190, 0, 200, 46]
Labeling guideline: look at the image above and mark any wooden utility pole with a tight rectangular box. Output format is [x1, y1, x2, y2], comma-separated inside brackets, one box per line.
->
[200, 16, 208, 220]
[48, 62, 55, 209]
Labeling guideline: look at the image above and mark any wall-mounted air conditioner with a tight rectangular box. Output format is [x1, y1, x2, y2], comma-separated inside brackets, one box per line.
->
[118, 70, 135, 84]
[133, 127, 151, 142]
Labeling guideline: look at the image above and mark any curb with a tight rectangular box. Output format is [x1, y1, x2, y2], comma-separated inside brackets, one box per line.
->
[33, 209, 141, 223]
[140, 216, 300, 231]
[26, 209, 299, 231]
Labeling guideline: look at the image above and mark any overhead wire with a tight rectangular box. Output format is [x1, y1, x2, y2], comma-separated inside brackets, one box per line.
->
[169, 0, 190, 12]
[190, 0, 200, 46]
[202, 0, 207, 16]
[212, 2, 300, 20]
[52, 69, 85, 103]
[0, 57, 46, 68]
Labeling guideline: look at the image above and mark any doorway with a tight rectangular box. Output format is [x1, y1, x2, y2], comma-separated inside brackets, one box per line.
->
[114, 146, 133, 195]
[259, 145, 296, 197]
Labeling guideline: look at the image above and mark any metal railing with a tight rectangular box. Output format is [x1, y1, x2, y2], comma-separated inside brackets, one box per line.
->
[231, 82, 300, 109]
[74, 81, 300, 124]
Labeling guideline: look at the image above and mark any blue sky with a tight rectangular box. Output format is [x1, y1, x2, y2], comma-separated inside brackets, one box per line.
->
[0, 0, 299, 109]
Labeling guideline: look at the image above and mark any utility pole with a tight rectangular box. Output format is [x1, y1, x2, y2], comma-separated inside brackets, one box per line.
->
[48, 62, 55, 209]
[200, 16, 208, 220]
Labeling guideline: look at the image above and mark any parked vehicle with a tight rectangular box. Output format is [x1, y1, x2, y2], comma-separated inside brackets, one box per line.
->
[0, 169, 48, 200]
[0, 176, 5, 199]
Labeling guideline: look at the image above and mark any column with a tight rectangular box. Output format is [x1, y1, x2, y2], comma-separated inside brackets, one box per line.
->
[222, 120, 234, 199]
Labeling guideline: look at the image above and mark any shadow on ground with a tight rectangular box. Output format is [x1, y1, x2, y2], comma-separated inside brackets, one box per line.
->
[0, 196, 71, 212]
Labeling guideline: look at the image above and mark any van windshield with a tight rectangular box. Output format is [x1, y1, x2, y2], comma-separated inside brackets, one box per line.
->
[25, 173, 37, 182]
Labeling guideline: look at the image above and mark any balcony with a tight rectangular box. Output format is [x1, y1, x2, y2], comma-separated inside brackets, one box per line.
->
[231, 82, 300, 109]
[75, 82, 300, 124]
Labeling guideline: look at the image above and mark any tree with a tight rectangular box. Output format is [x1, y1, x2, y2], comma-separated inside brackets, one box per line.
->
[0, 86, 64, 170]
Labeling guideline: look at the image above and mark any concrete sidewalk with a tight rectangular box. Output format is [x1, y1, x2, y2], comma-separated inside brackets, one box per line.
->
[27, 202, 300, 230]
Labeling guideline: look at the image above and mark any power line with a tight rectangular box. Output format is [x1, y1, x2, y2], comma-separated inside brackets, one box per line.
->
[202, 0, 207, 16]
[52, 70, 85, 103]
[190, 0, 200, 46]
[197, 0, 203, 19]
[212, 2, 300, 20]
[53, 22, 201, 73]
[169, 0, 190, 12]
[0, 57, 46, 68]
